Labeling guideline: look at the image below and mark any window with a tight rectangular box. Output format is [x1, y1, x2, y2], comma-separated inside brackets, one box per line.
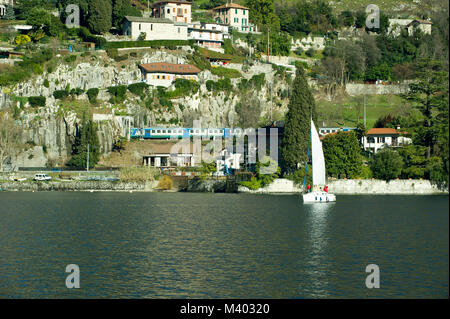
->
[184, 8, 187, 14]
[167, 8, 170, 14]
[235, 9, 238, 14]
[162, 75, 165, 79]
[178, 27, 180, 33]
[173, 8, 175, 13]
[139, 24, 141, 30]
[378, 137, 385, 143]
[151, 24, 153, 31]
[367, 137, 375, 143]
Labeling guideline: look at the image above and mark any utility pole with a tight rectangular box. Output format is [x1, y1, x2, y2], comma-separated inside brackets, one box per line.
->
[270, 84, 273, 123]
[364, 94, 366, 128]
[87, 144, 90, 172]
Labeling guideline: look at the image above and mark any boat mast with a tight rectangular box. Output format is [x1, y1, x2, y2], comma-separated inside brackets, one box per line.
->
[302, 123, 312, 194]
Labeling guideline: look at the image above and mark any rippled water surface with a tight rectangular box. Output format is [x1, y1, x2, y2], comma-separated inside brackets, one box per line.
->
[0, 192, 448, 298]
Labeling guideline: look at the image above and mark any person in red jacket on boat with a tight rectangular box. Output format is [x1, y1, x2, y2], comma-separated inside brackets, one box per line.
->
[324, 185, 328, 193]
[307, 184, 311, 193]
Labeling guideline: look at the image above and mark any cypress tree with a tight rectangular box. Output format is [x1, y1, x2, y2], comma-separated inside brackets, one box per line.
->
[87, 0, 112, 34]
[281, 65, 317, 173]
[67, 112, 100, 169]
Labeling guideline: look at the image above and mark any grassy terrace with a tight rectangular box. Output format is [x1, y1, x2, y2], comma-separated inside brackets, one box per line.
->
[316, 94, 413, 129]
[198, 47, 245, 64]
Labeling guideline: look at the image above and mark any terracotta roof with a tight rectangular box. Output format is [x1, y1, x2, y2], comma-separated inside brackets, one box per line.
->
[212, 3, 249, 10]
[367, 128, 399, 135]
[139, 62, 201, 74]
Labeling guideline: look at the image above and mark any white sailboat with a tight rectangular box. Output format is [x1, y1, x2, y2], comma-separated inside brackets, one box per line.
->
[302, 119, 336, 203]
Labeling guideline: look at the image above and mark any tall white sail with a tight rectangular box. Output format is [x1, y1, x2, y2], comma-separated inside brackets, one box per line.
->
[311, 120, 326, 186]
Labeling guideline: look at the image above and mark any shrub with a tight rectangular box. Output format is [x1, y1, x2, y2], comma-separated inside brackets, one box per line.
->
[157, 175, 173, 190]
[64, 55, 77, 63]
[166, 79, 200, 98]
[28, 96, 46, 107]
[43, 79, 50, 88]
[370, 148, 403, 181]
[305, 48, 316, 57]
[119, 167, 159, 182]
[70, 88, 85, 96]
[294, 47, 304, 56]
[87, 88, 99, 104]
[107, 85, 127, 103]
[128, 82, 148, 96]
[53, 90, 69, 100]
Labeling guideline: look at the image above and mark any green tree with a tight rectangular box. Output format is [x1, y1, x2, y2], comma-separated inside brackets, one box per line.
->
[403, 58, 449, 159]
[3, 5, 16, 20]
[245, 0, 280, 31]
[88, 0, 112, 34]
[112, 0, 141, 29]
[370, 148, 404, 181]
[67, 113, 100, 168]
[26, 8, 52, 30]
[281, 65, 317, 173]
[322, 131, 363, 178]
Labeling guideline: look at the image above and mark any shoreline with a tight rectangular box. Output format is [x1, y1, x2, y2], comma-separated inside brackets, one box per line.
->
[0, 178, 448, 195]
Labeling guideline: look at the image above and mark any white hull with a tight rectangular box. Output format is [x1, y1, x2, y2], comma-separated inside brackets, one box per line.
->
[303, 191, 336, 203]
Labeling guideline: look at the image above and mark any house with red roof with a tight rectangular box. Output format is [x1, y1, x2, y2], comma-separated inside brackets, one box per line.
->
[362, 128, 412, 153]
[139, 62, 201, 87]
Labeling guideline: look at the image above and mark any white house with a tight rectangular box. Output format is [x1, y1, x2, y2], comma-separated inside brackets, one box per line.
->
[406, 19, 433, 36]
[143, 142, 195, 168]
[188, 21, 229, 49]
[319, 127, 356, 137]
[0, 0, 13, 17]
[212, 2, 257, 33]
[362, 128, 412, 153]
[139, 62, 201, 87]
[152, 0, 192, 24]
[388, 18, 432, 37]
[122, 16, 188, 41]
[216, 148, 242, 173]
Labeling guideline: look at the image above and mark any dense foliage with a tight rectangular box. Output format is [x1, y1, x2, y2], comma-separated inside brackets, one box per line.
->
[322, 131, 363, 178]
[370, 149, 404, 181]
[281, 65, 317, 173]
[67, 113, 100, 169]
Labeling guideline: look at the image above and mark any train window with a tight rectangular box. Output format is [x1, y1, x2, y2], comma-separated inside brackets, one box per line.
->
[157, 130, 161, 133]
[220, 130, 224, 133]
[162, 130, 166, 133]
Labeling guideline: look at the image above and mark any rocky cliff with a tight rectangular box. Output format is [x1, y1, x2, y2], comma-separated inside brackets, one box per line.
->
[1, 49, 291, 169]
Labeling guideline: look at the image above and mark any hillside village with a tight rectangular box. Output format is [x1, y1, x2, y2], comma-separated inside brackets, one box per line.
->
[0, 0, 448, 190]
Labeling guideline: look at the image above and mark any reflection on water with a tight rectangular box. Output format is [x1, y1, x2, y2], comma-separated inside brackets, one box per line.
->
[303, 203, 334, 297]
[0, 193, 448, 298]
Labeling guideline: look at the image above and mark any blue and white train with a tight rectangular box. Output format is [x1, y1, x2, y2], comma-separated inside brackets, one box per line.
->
[130, 127, 251, 139]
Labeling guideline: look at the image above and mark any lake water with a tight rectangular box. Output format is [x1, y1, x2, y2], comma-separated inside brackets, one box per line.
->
[0, 192, 448, 298]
